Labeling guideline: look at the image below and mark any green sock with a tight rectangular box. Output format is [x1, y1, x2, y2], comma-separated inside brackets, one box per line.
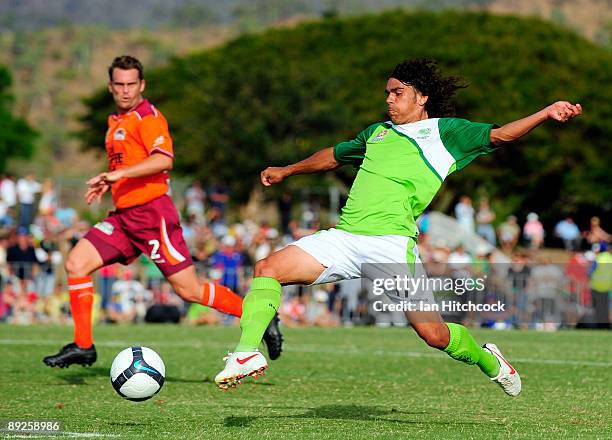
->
[443, 323, 500, 377]
[235, 277, 282, 352]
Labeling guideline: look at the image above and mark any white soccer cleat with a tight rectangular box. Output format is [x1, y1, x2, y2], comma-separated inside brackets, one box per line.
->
[214, 351, 268, 390]
[484, 343, 521, 397]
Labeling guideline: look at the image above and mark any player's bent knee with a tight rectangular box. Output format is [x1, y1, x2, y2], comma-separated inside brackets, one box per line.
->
[416, 326, 449, 350]
[65, 256, 90, 278]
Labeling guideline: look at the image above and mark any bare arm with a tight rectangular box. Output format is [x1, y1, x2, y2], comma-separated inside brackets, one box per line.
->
[85, 153, 173, 204]
[261, 147, 340, 186]
[490, 101, 582, 146]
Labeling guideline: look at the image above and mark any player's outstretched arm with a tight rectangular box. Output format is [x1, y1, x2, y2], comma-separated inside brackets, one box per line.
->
[85, 154, 172, 203]
[261, 147, 340, 186]
[490, 101, 582, 146]
[100, 154, 173, 183]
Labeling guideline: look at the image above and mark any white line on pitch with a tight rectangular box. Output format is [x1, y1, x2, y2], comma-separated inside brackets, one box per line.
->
[1, 338, 610, 367]
[1, 433, 119, 438]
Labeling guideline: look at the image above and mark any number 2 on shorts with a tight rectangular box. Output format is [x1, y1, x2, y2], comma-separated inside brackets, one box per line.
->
[148, 239, 161, 260]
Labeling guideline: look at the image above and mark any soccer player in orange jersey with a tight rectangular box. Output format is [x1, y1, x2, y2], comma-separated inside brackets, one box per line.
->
[44, 56, 282, 368]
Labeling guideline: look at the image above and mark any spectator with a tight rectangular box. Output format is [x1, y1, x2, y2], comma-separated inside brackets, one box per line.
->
[564, 251, 591, 325]
[184, 180, 206, 223]
[250, 228, 273, 262]
[523, 212, 545, 250]
[44, 282, 70, 325]
[476, 198, 496, 245]
[0, 235, 9, 281]
[589, 245, 611, 329]
[508, 252, 531, 328]
[210, 235, 244, 294]
[98, 263, 118, 320]
[278, 191, 293, 235]
[35, 231, 60, 297]
[55, 202, 78, 229]
[279, 292, 307, 326]
[7, 228, 39, 281]
[448, 244, 473, 276]
[529, 257, 564, 327]
[306, 286, 340, 327]
[208, 207, 228, 238]
[38, 179, 57, 216]
[0, 174, 17, 210]
[498, 215, 520, 254]
[108, 267, 148, 323]
[0, 279, 17, 321]
[0, 197, 9, 227]
[454, 195, 475, 235]
[554, 217, 582, 251]
[583, 216, 611, 250]
[208, 181, 229, 217]
[448, 245, 475, 325]
[9, 279, 38, 325]
[16, 174, 41, 228]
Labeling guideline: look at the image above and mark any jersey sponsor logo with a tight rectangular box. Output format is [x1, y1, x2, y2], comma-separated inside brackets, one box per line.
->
[371, 129, 388, 142]
[109, 152, 124, 168]
[152, 135, 165, 148]
[113, 128, 126, 141]
[108, 146, 124, 168]
[94, 221, 115, 235]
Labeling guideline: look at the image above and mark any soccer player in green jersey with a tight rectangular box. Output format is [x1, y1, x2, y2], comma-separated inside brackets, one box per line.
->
[215, 59, 582, 395]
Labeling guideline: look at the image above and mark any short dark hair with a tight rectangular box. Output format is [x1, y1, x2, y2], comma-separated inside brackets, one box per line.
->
[390, 59, 466, 118]
[108, 55, 144, 81]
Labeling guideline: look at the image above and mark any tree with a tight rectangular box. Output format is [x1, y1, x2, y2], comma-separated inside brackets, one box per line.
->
[0, 66, 37, 172]
[79, 11, 612, 222]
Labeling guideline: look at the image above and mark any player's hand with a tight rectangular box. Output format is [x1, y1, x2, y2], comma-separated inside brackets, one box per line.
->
[85, 182, 110, 204]
[86, 173, 107, 188]
[86, 170, 124, 188]
[261, 167, 289, 186]
[545, 101, 582, 122]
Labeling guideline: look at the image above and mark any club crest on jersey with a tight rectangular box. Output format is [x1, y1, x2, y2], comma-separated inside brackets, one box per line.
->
[94, 221, 115, 235]
[113, 128, 126, 141]
[416, 127, 431, 139]
[371, 130, 388, 142]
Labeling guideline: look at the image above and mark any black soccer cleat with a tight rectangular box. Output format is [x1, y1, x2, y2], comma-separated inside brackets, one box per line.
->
[262, 314, 283, 360]
[43, 343, 97, 368]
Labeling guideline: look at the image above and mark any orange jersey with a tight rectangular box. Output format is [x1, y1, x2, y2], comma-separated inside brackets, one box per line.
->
[105, 99, 174, 208]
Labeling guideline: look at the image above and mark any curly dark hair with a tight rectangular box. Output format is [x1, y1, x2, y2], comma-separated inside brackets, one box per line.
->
[390, 59, 466, 118]
[108, 55, 144, 81]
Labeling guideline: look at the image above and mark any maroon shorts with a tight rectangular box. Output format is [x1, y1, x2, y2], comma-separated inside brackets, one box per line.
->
[84, 194, 193, 277]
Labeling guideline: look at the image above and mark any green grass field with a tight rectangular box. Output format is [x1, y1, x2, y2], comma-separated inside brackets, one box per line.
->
[1, 325, 610, 439]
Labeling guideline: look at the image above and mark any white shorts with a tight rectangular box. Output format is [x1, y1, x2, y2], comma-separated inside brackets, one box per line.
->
[291, 228, 433, 303]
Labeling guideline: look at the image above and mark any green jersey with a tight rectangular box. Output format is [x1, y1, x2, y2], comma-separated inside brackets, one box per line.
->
[333, 118, 497, 237]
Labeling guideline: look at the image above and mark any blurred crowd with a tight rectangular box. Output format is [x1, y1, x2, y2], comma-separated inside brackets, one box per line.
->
[451, 195, 610, 253]
[0, 177, 610, 330]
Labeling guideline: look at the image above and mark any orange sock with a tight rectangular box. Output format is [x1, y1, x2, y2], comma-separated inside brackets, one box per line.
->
[201, 283, 243, 317]
[68, 276, 94, 349]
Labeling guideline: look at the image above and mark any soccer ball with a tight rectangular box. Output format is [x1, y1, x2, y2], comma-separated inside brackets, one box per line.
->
[110, 347, 165, 401]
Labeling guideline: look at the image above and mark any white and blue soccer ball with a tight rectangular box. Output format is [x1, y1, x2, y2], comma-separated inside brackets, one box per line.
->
[110, 347, 165, 401]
